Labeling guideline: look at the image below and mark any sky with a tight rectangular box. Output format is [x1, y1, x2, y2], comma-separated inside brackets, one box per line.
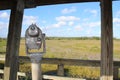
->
[0, 1, 120, 38]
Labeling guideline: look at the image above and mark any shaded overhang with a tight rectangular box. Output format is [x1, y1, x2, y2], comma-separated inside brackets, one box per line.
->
[0, 0, 119, 10]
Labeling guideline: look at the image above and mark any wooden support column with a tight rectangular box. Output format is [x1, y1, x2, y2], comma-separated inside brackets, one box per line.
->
[100, 0, 113, 80]
[57, 64, 64, 76]
[113, 67, 119, 80]
[4, 0, 24, 80]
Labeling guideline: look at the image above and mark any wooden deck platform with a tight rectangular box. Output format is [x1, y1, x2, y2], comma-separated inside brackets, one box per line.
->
[43, 75, 86, 80]
[0, 69, 85, 80]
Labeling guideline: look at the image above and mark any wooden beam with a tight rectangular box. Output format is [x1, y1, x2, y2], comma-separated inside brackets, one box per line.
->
[100, 0, 113, 80]
[0, 0, 36, 10]
[0, 0, 119, 10]
[113, 67, 119, 80]
[35, 0, 98, 6]
[19, 56, 100, 66]
[4, 0, 24, 80]
[1, 56, 120, 67]
[57, 64, 64, 76]
[0, 0, 13, 10]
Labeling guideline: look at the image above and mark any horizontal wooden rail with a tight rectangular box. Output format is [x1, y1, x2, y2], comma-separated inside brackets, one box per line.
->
[0, 56, 120, 66]
[19, 56, 120, 67]
[19, 56, 100, 66]
[0, 56, 119, 79]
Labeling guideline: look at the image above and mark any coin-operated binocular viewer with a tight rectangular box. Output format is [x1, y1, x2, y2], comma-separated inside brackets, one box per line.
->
[25, 24, 46, 80]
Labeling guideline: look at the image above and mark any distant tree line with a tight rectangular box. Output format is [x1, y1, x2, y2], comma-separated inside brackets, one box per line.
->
[46, 37, 100, 40]
[0, 38, 6, 42]
[46, 37, 120, 40]
[0, 37, 120, 40]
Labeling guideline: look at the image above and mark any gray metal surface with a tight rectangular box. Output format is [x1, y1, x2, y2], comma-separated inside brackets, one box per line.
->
[25, 24, 42, 50]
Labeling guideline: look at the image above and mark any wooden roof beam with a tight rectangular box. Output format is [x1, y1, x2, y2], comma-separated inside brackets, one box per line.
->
[0, 0, 13, 10]
[0, 0, 119, 10]
[0, 0, 36, 10]
[35, 0, 99, 6]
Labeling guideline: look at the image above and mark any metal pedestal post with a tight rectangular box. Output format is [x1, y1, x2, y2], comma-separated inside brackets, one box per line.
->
[25, 24, 46, 80]
[29, 53, 43, 80]
[31, 63, 42, 80]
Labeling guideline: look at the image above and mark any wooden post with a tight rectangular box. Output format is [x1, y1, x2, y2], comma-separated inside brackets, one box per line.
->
[113, 67, 119, 80]
[100, 0, 113, 80]
[57, 64, 64, 76]
[4, 0, 24, 80]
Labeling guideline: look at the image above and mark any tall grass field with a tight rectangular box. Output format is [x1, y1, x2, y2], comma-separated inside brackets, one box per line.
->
[0, 37, 120, 79]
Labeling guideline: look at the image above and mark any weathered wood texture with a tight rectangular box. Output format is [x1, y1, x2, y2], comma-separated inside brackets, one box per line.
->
[3, 0, 24, 80]
[0, 56, 120, 79]
[113, 67, 119, 80]
[0, 70, 85, 80]
[19, 56, 100, 66]
[17, 56, 120, 67]
[100, 0, 113, 80]
[0, 0, 119, 10]
[57, 64, 64, 76]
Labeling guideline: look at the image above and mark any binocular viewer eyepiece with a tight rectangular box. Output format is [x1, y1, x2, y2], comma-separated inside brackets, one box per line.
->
[25, 24, 46, 80]
[25, 24, 46, 55]
[28, 24, 40, 37]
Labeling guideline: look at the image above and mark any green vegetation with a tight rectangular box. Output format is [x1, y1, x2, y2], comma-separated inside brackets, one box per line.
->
[46, 36, 100, 40]
[0, 38, 6, 53]
[0, 37, 120, 79]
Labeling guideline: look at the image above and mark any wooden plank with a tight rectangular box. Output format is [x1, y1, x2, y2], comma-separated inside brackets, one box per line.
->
[100, 0, 113, 80]
[3, 0, 24, 80]
[19, 56, 100, 66]
[1, 56, 120, 67]
[113, 67, 119, 79]
[57, 64, 64, 76]
[0, 0, 119, 10]
[35, 0, 99, 6]
[0, 1, 13, 10]
[1, 57, 120, 79]
[0, 0, 98, 10]
[1, 69, 85, 80]
[18, 56, 120, 67]
[43, 75, 86, 80]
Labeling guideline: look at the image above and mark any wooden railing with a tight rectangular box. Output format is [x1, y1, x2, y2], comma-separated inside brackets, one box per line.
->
[0, 56, 120, 79]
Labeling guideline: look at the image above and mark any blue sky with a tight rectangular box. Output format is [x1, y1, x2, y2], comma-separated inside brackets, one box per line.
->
[0, 1, 120, 38]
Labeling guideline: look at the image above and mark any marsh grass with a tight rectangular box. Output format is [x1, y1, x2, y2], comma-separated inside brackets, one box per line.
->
[0, 39, 6, 53]
[1, 38, 120, 79]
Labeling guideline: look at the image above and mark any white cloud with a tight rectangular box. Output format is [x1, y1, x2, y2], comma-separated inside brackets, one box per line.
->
[52, 21, 66, 28]
[83, 21, 100, 27]
[41, 20, 47, 23]
[0, 22, 8, 37]
[90, 10, 97, 17]
[67, 28, 72, 31]
[88, 22, 100, 27]
[42, 16, 80, 32]
[23, 15, 38, 25]
[0, 12, 9, 19]
[84, 9, 98, 17]
[44, 16, 80, 29]
[0, 22, 8, 29]
[113, 18, 120, 23]
[74, 25, 83, 31]
[61, 7, 76, 14]
[86, 29, 92, 35]
[83, 18, 90, 22]
[56, 16, 80, 22]
[68, 21, 74, 26]
[0, 22, 5, 29]
[113, 18, 120, 26]
[116, 11, 120, 17]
